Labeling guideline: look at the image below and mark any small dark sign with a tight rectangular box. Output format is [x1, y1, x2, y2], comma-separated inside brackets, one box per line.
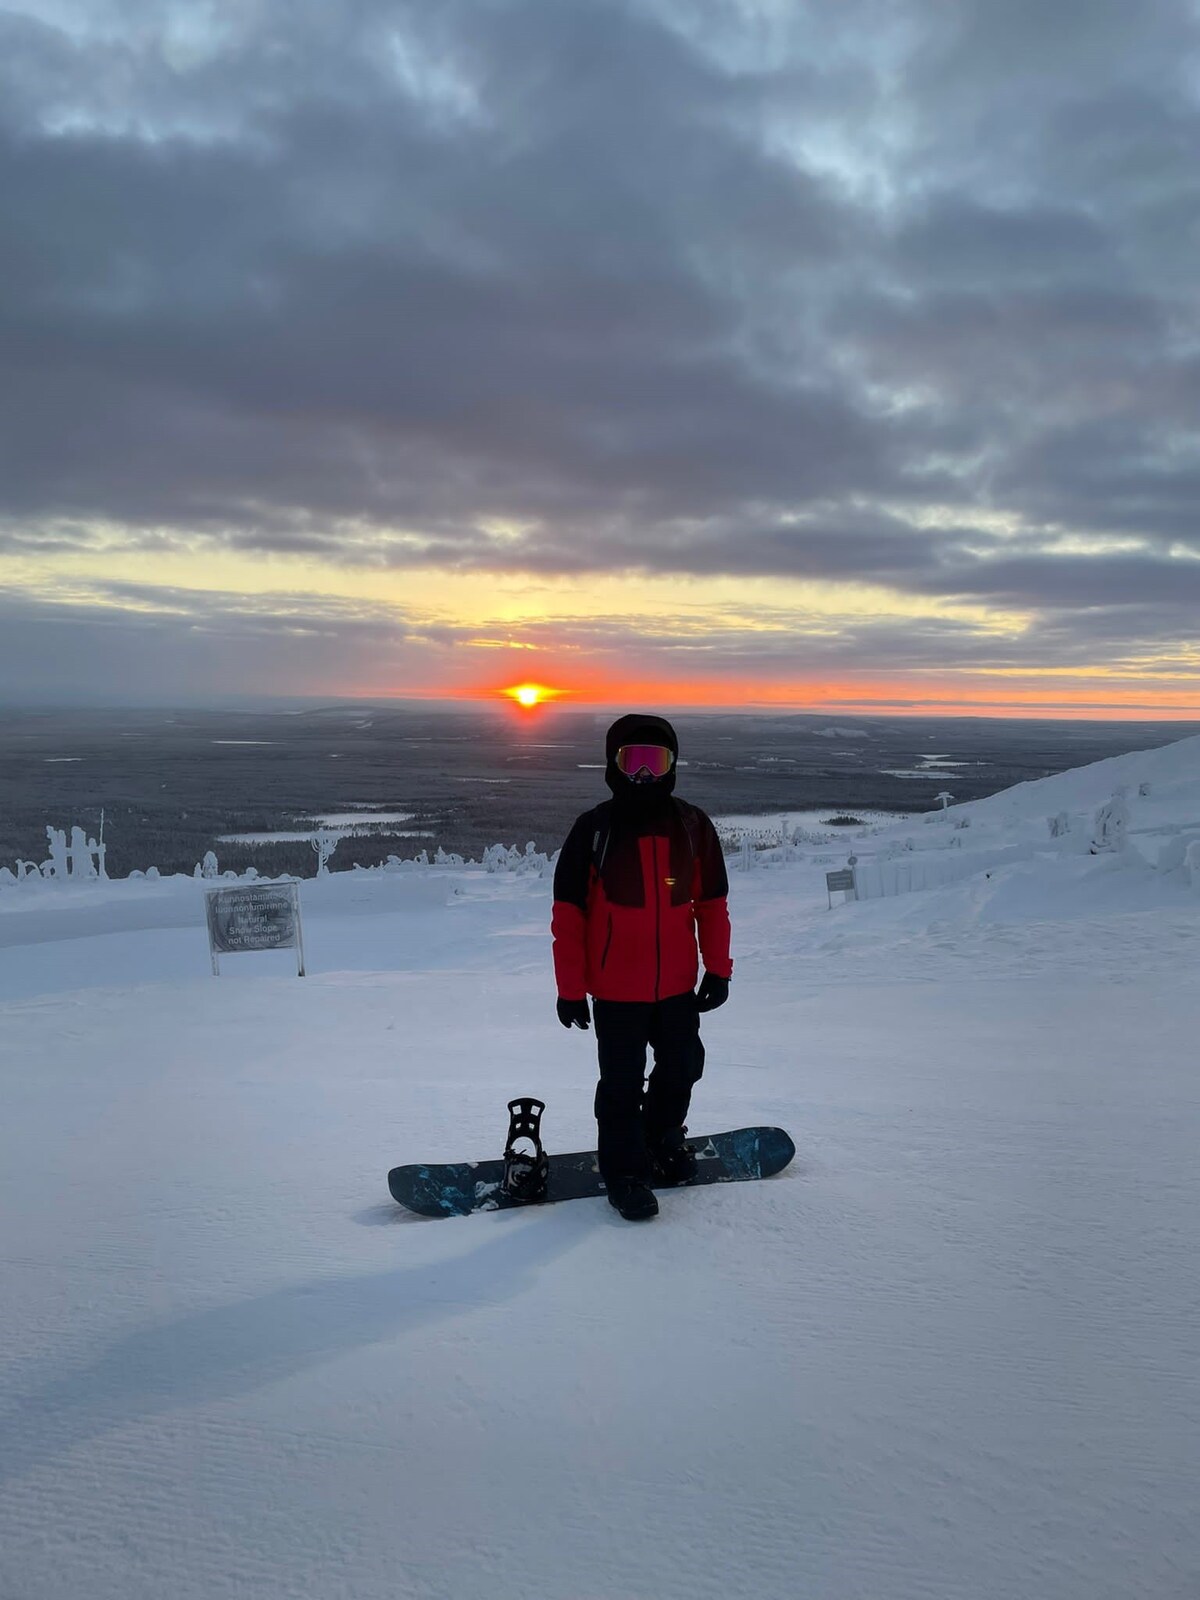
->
[204, 882, 305, 975]
[825, 867, 857, 909]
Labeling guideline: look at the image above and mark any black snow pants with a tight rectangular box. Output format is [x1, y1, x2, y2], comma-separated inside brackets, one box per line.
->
[591, 990, 705, 1183]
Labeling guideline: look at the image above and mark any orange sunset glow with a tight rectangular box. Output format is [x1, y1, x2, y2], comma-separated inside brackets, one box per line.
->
[466, 670, 1200, 721]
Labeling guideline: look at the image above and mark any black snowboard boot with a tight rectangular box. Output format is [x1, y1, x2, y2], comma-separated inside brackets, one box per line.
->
[650, 1129, 697, 1186]
[606, 1176, 659, 1221]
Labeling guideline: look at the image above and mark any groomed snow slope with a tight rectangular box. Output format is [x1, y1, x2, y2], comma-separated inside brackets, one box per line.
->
[1, 738, 1199, 1600]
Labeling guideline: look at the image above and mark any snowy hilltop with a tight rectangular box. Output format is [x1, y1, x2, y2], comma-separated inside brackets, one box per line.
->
[1, 734, 1198, 1599]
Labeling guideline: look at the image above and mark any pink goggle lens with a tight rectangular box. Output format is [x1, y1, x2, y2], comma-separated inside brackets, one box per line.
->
[615, 744, 674, 778]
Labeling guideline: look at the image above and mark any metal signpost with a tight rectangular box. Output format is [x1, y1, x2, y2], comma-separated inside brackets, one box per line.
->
[204, 881, 305, 976]
[825, 867, 858, 910]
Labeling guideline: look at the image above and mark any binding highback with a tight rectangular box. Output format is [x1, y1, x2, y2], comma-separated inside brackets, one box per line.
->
[502, 1097, 549, 1202]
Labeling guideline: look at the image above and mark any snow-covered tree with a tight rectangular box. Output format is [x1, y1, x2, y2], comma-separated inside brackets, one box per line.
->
[311, 832, 338, 876]
[1091, 789, 1130, 853]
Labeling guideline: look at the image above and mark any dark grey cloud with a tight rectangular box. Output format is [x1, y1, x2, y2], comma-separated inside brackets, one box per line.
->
[0, 581, 455, 702]
[2, 0, 1199, 691]
[918, 549, 1200, 610]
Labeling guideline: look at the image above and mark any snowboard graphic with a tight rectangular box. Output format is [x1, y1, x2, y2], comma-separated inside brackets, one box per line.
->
[388, 1126, 795, 1219]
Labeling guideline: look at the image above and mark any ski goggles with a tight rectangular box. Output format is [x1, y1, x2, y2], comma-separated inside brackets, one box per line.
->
[615, 743, 675, 779]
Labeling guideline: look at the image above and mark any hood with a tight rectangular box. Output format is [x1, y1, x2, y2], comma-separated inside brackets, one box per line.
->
[604, 713, 679, 809]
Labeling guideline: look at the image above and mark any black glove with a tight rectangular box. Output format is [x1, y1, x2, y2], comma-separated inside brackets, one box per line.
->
[695, 973, 730, 1013]
[556, 997, 591, 1030]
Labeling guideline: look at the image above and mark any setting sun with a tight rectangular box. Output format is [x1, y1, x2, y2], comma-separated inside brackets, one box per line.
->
[504, 683, 561, 709]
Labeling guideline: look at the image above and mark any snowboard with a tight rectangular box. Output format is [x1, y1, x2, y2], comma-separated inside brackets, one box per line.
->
[387, 1126, 795, 1219]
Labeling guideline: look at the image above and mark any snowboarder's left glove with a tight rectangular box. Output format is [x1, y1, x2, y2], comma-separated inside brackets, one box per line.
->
[695, 973, 729, 1012]
[557, 997, 592, 1030]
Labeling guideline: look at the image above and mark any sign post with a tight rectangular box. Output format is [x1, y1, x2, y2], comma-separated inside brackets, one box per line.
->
[825, 867, 858, 910]
[204, 881, 305, 976]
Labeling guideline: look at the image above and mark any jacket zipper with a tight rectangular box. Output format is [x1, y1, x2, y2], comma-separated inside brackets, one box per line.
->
[653, 836, 661, 1000]
[600, 913, 613, 969]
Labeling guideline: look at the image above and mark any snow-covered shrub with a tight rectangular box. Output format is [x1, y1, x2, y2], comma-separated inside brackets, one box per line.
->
[1091, 790, 1130, 853]
[478, 841, 551, 875]
[1157, 837, 1187, 873]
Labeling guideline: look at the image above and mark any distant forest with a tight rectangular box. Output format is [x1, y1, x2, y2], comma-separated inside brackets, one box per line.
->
[2, 705, 1194, 880]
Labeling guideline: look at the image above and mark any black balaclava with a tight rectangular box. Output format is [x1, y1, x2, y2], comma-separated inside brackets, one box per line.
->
[600, 713, 692, 906]
[604, 712, 679, 820]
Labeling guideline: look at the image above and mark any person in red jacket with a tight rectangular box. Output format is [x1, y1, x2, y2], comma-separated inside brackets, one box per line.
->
[551, 713, 732, 1220]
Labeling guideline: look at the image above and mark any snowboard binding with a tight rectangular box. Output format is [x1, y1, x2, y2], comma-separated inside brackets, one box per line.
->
[501, 1097, 550, 1203]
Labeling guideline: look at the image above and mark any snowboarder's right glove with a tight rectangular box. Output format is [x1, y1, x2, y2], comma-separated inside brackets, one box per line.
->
[695, 973, 730, 1012]
[556, 997, 591, 1030]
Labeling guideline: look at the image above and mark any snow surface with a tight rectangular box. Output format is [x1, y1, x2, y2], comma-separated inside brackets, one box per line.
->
[219, 810, 425, 843]
[2, 738, 1200, 1599]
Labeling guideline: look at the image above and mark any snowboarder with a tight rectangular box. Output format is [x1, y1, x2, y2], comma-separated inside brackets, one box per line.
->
[551, 714, 733, 1220]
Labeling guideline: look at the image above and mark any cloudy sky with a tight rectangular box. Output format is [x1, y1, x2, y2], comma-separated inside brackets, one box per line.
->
[2, 0, 1199, 714]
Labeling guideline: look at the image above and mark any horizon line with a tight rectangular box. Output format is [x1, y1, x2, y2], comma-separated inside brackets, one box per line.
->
[2, 693, 1200, 727]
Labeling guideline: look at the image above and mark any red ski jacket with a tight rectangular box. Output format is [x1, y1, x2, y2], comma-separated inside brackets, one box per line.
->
[551, 800, 733, 1004]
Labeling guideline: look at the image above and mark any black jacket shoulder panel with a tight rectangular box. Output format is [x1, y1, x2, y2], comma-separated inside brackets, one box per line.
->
[558, 796, 727, 909]
[679, 802, 728, 900]
[553, 807, 603, 911]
